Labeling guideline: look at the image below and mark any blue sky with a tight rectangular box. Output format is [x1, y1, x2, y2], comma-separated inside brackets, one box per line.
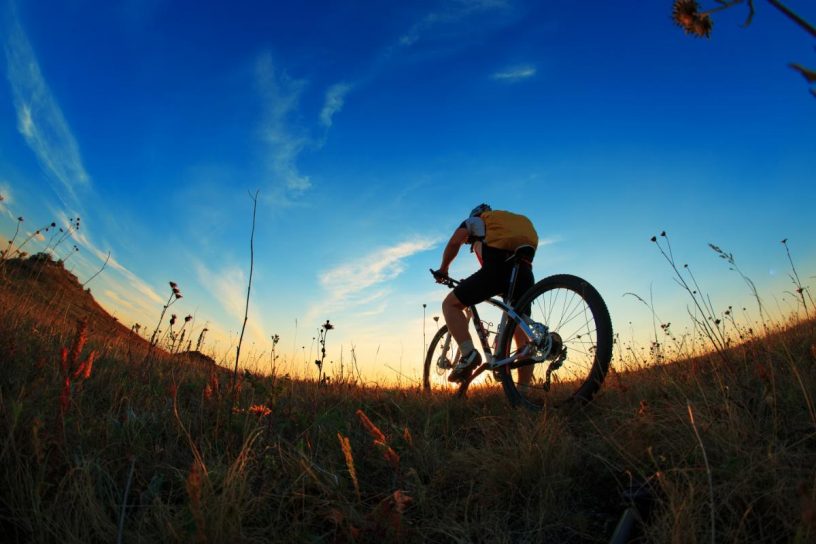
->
[2, 0, 814, 383]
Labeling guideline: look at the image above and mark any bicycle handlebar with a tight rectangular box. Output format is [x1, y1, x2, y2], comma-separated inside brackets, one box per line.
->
[430, 268, 458, 288]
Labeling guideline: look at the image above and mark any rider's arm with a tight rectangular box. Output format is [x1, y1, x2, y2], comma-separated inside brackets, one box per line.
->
[438, 227, 469, 275]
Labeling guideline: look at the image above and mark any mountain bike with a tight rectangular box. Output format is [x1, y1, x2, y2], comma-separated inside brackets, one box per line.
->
[424, 260, 613, 410]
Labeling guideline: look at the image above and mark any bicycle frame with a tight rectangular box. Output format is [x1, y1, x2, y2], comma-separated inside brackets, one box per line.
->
[468, 295, 542, 371]
[431, 268, 552, 383]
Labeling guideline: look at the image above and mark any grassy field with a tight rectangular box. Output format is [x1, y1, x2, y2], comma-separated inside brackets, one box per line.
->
[1, 255, 815, 543]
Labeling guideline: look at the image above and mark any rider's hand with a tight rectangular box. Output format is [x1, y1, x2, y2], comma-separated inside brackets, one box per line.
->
[433, 268, 449, 283]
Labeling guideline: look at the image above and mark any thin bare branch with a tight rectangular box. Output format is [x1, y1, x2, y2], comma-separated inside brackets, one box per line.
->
[82, 250, 111, 287]
[232, 190, 260, 396]
[767, 0, 816, 38]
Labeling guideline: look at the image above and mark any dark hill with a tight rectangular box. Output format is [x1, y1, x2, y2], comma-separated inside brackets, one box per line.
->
[0, 253, 147, 346]
[0, 253, 219, 369]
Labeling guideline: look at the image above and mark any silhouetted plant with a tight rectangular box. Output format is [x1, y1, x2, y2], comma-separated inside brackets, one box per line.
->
[61, 245, 80, 267]
[194, 327, 209, 352]
[672, 0, 816, 95]
[165, 314, 177, 351]
[59, 318, 97, 417]
[315, 320, 334, 385]
[673, 0, 713, 37]
[172, 315, 193, 354]
[9, 221, 57, 259]
[51, 216, 81, 257]
[781, 238, 813, 317]
[709, 243, 768, 331]
[231, 190, 259, 399]
[145, 282, 183, 365]
[270, 334, 280, 374]
[651, 231, 729, 360]
[1, 216, 24, 260]
[82, 250, 111, 288]
[623, 289, 675, 363]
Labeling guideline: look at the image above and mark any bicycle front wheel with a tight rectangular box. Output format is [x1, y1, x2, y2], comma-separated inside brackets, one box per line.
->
[495, 274, 613, 410]
[422, 324, 468, 396]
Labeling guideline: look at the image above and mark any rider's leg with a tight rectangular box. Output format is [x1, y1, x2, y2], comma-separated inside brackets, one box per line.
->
[443, 291, 481, 382]
[445, 265, 501, 381]
[514, 326, 533, 386]
[511, 263, 535, 387]
[442, 291, 474, 354]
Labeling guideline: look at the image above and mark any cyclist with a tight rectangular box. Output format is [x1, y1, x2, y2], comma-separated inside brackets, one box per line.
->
[434, 203, 538, 383]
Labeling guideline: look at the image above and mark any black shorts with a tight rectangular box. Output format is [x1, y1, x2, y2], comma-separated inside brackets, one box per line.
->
[453, 260, 534, 315]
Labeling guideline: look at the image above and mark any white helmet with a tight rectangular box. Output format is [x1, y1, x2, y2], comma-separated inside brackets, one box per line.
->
[469, 203, 492, 217]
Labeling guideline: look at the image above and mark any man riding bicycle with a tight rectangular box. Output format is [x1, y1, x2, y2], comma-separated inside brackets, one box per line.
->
[434, 203, 538, 383]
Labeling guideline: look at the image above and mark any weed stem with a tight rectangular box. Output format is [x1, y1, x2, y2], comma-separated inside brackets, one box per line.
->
[687, 401, 715, 544]
[117, 456, 136, 544]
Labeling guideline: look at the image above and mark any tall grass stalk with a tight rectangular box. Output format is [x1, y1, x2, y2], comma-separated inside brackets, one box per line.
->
[687, 401, 715, 544]
[232, 190, 259, 398]
[709, 243, 768, 332]
[0, 215, 24, 261]
[82, 250, 111, 288]
[116, 456, 136, 544]
[651, 232, 729, 360]
[782, 238, 813, 318]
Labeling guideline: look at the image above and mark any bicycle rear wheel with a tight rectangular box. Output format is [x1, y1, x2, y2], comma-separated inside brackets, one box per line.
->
[495, 274, 613, 410]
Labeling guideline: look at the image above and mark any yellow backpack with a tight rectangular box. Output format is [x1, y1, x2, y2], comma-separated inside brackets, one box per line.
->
[481, 210, 538, 252]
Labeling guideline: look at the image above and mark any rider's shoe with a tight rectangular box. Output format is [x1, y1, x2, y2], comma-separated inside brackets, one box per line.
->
[448, 350, 481, 382]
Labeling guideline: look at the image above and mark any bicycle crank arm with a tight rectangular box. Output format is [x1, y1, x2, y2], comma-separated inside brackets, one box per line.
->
[488, 349, 529, 370]
[508, 358, 538, 370]
[457, 362, 490, 397]
[466, 363, 489, 383]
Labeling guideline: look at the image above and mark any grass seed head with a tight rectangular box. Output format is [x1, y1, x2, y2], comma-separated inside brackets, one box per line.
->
[337, 433, 360, 500]
[356, 409, 387, 444]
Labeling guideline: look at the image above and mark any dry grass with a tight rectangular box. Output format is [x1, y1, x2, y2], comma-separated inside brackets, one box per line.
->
[1, 255, 814, 543]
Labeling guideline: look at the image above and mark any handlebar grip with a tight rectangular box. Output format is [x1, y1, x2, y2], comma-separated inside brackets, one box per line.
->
[430, 268, 457, 287]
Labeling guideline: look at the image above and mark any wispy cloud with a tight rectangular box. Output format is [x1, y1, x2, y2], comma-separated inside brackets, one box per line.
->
[253, 0, 515, 204]
[320, 82, 353, 128]
[397, 0, 511, 49]
[256, 57, 357, 203]
[0, 181, 13, 219]
[109, 260, 165, 305]
[103, 289, 135, 311]
[4, 12, 91, 211]
[193, 261, 267, 342]
[320, 238, 437, 300]
[492, 64, 536, 82]
[256, 53, 312, 201]
[537, 236, 559, 248]
[311, 237, 438, 320]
